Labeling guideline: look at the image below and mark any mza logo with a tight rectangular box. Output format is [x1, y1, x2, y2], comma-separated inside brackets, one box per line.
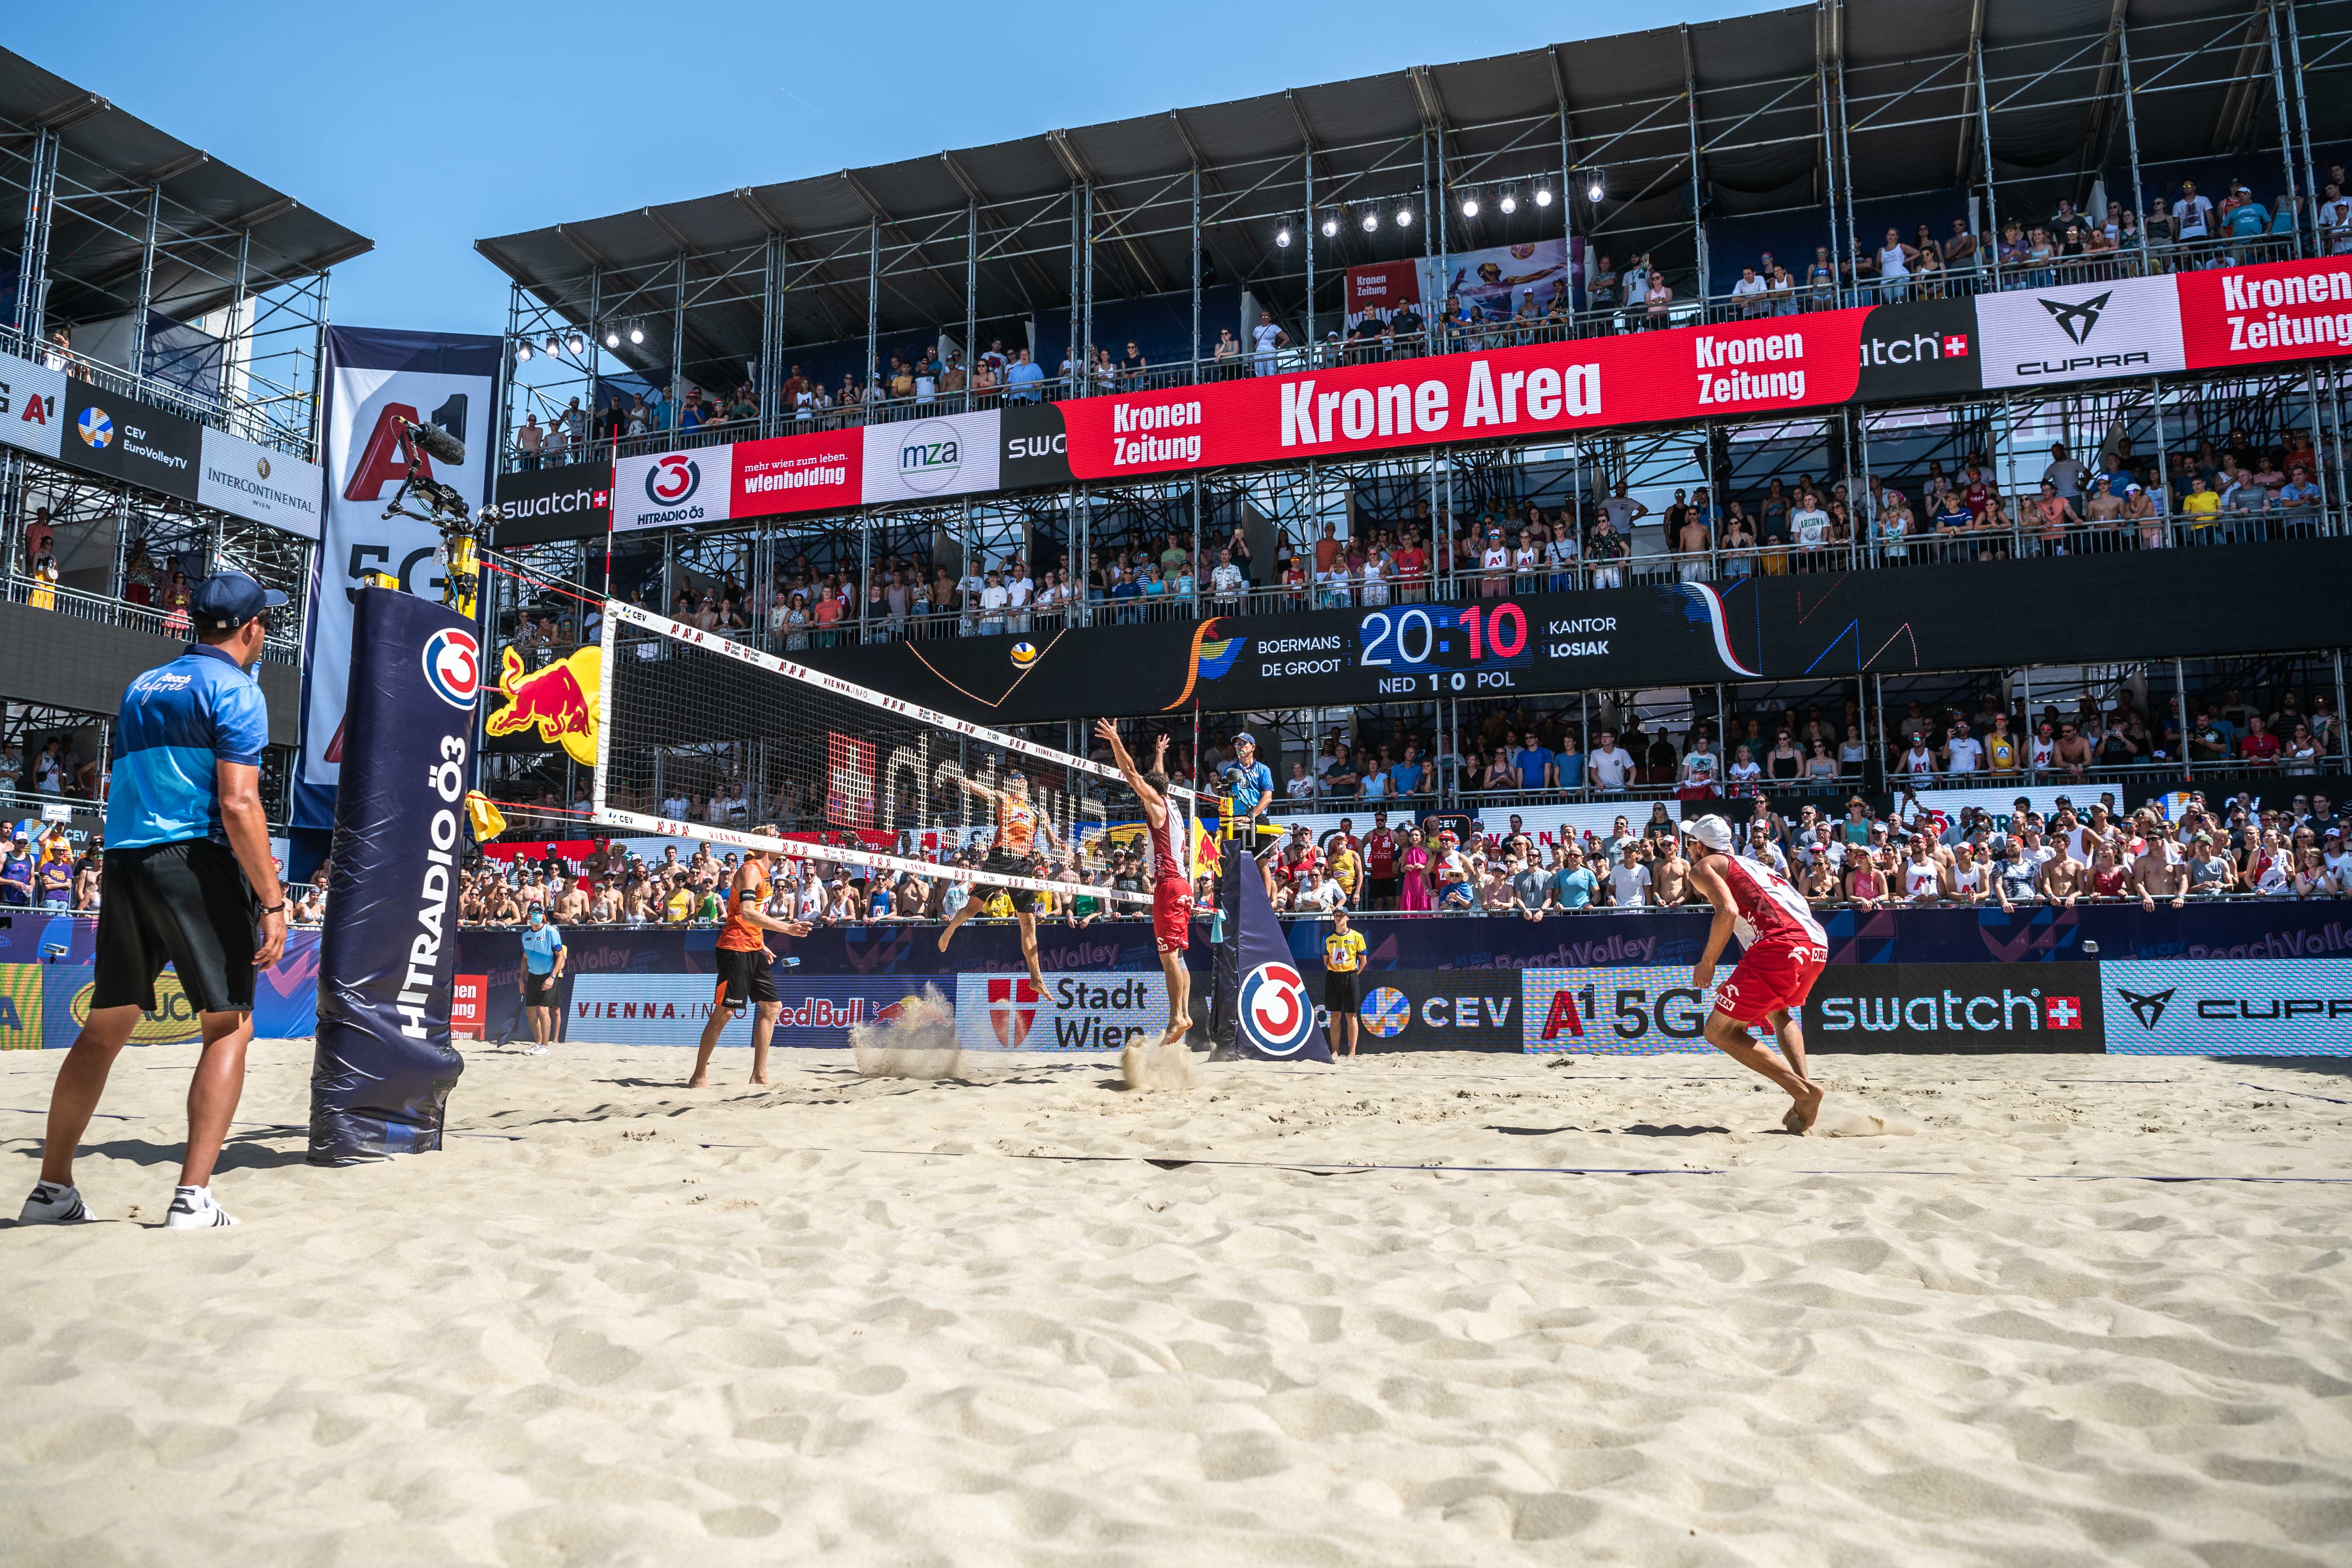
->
[646, 454, 700, 504]
[1239, 961, 1315, 1055]
[420, 628, 483, 710]
[987, 977, 1041, 1048]
[895, 418, 964, 494]
[2039, 291, 2111, 346]
[77, 405, 114, 448]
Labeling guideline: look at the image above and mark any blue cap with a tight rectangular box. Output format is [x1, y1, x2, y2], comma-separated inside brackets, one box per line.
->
[1232, 732, 1257, 748]
[190, 571, 288, 631]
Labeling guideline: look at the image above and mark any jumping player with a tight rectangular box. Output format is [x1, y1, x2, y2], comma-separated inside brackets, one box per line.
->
[1682, 813, 1828, 1132]
[688, 827, 812, 1088]
[937, 770, 1058, 994]
[1096, 720, 1193, 1049]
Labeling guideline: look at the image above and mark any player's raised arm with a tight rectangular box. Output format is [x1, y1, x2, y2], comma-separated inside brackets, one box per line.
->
[1094, 719, 1166, 825]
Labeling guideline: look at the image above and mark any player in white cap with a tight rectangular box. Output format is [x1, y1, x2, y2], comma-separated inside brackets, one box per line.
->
[1681, 813, 1829, 1132]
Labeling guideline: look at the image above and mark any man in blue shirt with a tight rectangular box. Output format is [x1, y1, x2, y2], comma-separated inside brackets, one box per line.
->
[1222, 732, 1275, 835]
[518, 906, 566, 1055]
[23, 571, 288, 1231]
[1547, 844, 1599, 910]
[1005, 349, 1046, 403]
[1511, 731, 1556, 791]
[1390, 743, 1425, 798]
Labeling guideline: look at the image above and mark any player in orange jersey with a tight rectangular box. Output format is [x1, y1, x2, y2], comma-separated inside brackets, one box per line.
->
[689, 826, 812, 1088]
[937, 771, 1059, 993]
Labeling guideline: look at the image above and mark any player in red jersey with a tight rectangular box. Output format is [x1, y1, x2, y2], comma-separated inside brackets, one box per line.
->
[1096, 720, 1195, 1050]
[1682, 814, 1828, 1132]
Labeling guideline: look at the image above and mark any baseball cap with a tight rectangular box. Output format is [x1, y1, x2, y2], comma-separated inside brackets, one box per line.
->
[190, 571, 288, 630]
[1680, 814, 1734, 852]
[1232, 732, 1257, 748]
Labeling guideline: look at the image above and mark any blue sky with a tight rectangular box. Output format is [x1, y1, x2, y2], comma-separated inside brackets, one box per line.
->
[15, 1, 1763, 338]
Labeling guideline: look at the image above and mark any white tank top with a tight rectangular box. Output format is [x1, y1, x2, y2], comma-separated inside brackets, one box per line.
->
[1146, 806, 1187, 885]
[1905, 862, 1943, 899]
[1879, 244, 1910, 279]
[1951, 864, 1984, 894]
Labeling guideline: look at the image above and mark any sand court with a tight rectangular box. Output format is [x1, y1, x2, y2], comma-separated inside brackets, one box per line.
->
[6, 1040, 2351, 1564]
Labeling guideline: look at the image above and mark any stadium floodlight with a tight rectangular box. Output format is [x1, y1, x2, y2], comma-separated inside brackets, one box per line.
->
[567, 332, 585, 356]
[1321, 213, 1339, 238]
[604, 326, 621, 349]
[1499, 189, 1518, 215]
[1587, 171, 1605, 203]
[1275, 223, 1291, 247]
[1396, 205, 1413, 227]
[1362, 209, 1380, 232]
[545, 333, 562, 356]
[1535, 184, 1554, 208]
[515, 340, 532, 362]
[1460, 194, 1479, 218]
[628, 321, 645, 344]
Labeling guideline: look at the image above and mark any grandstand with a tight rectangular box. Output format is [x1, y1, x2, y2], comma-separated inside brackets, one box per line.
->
[469, 0, 2350, 896]
[0, 45, 368, 852]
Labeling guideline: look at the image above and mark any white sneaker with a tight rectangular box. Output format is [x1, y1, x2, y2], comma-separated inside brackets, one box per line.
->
[520, 1045, 549, 1056]
[18, 1182, 89, 1224]
[164, 1189, 238, 1229]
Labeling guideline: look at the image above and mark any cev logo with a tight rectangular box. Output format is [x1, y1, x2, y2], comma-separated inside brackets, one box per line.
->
[646, 454, 700, 504]
[77, 405, 114, 448]
[421, 628, 483, 710]
[1239, 961, 1315, 1056]
[72, 972, 203, 1044]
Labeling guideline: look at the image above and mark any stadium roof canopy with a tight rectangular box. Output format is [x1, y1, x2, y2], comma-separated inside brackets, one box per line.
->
[0, 45, 374, 326]
[476, 0, 2345, 380]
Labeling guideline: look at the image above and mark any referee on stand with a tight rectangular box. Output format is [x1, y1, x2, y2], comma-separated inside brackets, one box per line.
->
[19, 572, 288, 1230]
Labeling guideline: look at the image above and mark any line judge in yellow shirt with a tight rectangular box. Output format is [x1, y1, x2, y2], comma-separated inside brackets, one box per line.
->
[1322, 907, 1367, 1059]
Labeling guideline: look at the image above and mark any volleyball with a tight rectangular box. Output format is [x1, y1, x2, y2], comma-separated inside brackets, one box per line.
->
[1009, 640, 1038, 668]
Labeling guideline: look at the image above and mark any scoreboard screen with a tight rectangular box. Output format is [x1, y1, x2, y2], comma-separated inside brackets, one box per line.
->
[1250, 600, 1625, 701]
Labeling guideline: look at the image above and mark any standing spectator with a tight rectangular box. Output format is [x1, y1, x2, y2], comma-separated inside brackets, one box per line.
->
[515, 413, 543, 470]
[2172, 180, 2214, 244]
[1607, 842, 1652, 908]
[1252, 310, 1288, 375]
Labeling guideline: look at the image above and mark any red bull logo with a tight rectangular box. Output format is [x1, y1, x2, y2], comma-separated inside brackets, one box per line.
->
[485, 645, 604, 766]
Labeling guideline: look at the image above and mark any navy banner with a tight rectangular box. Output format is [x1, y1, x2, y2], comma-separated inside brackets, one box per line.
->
[308, 587, 480, 1163]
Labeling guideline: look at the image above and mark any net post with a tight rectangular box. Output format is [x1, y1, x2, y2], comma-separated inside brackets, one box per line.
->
[593, 594, 617, 826]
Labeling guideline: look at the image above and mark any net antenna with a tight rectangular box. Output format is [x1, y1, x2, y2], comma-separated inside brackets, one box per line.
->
[592, 600, 1199, 907]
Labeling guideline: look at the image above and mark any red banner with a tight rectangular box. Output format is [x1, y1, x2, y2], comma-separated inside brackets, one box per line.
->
[2177, 257, 2352, 369]
[1057, 311, 1870, 480]
[733, 428, 860, 513]
[1345, 260, 1424, 320]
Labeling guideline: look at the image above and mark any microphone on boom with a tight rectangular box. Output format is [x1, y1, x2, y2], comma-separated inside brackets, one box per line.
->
[396, 413, 468, 467]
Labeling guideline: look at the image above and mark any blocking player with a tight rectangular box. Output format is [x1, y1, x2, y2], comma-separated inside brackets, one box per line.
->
[688, 827, 812, 1089]
[1682, 813, 1828, 1133]
[1096, 721, 1194, 1049]
[937, 770, 1058, 994]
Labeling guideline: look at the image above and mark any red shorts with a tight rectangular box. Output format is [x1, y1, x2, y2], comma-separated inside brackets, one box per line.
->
[1712, 939, 1828, 1026]
[1152, 876, 1194, 954]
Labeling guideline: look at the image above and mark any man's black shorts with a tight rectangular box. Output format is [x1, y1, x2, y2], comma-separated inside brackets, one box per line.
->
[714, 947, 777, 1014]
[979, 848, 1040, 913]
[1366, 877, 1401, 907]
[523, 971, 557, 1007]
[1323, 966, 1360, 1014]
[91, 840, 257, 1015]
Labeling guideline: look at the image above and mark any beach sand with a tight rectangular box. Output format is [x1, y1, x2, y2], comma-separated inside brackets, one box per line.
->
[5, 1040, 2351, 1565]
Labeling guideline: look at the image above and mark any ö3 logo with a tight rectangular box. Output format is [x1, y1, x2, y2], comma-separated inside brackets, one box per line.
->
[646, 454, 701, 504]
[420, 628, 483, 710]
[1239, 961, 1315, 1055]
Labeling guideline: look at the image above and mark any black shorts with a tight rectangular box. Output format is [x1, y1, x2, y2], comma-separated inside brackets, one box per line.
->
[1366, 877, 1401, 905]
[980, 848, 1040, 913]
[1323, 967, 1360, 1013]
[714, 947, 776, 1014]
[91, 840, 257, 1016]
[523, 971, 557, 1007]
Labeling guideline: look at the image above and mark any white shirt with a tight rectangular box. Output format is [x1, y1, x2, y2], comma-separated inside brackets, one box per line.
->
[1252, 323, 1284, 360]
[1006, 574, 1034, 607]
[1609, 863, 1652, 906]
[2173, 195, 2214, 238]
[1792, 506, 1829, 545]
[1904, 746, 1937, 778]
[980, 584, 1009, 614]
[1286, 774, 1317, 803]
[1589, 745, 1634, 789]
[1731, 274, 1767, 298]
[1211, 563, 1243, 594]
[2321, 197, 2352, 254]
[1944, 737, 1984, 773]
